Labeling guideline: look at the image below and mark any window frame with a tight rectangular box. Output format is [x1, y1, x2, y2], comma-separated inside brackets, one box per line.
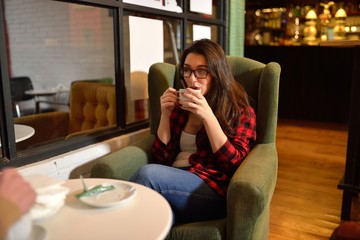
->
[0, 0, 228, 168]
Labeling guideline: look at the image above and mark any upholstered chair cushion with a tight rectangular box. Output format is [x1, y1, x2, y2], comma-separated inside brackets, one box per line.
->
[69, 82, 116, 134]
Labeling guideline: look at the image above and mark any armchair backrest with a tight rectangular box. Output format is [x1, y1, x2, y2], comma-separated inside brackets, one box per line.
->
[148, 56, 281, 144]
[148, 62, 178, 135]
[227, 56, 281, 144]
[71, 77, 113, 86]
[69, 82, 117, 134]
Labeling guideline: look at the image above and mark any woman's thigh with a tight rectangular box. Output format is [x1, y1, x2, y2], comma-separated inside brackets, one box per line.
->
[130, 164, 226, 223]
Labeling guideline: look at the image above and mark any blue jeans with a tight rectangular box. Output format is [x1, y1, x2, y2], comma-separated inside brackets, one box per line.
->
[129, 164, 226, 224]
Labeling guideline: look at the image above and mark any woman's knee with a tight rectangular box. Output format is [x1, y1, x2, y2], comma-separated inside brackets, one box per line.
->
[136, 164, 164, 176]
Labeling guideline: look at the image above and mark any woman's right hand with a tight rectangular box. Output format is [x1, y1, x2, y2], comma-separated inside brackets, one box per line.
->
[160, 87, 178, 117]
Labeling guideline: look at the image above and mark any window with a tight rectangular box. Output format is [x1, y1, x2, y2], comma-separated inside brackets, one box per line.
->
[0, 0, 228, 167]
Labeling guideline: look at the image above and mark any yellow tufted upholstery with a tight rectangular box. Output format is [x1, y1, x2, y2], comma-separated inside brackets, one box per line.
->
[14, 82, 116, 149]
[68, 82, 116, 134]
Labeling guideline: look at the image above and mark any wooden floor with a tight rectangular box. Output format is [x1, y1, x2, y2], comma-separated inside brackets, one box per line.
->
[269, 119, 358, 239]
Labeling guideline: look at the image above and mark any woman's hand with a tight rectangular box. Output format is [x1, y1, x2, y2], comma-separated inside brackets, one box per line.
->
[179, 88, 214, 122]
[180, 88, 227, 153]
[160, 87, 178, 118]
[157, 87, 179, 144]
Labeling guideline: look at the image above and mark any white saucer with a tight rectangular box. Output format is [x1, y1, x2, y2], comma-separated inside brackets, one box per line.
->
[79, 182, 136, 208]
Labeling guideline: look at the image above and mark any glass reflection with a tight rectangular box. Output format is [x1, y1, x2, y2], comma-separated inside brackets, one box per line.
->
[186, 22, 220, 47]
[187, 0, 220, 19]
[123, 15, 181, 124]
[4, 0, 116, 150]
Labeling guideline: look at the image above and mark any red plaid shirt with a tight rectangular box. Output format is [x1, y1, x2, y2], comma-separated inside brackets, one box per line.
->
[151, 106, 256, 196]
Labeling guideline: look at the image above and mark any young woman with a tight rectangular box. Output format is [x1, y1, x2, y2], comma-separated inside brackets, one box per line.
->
[130, 39, 256, 224]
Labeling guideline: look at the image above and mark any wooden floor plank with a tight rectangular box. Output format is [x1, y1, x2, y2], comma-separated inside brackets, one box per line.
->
[269, 119, 356, 239]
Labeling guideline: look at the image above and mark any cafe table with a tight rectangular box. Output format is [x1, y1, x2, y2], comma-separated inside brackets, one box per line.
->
[14, 124, 35, 142]
[33, 178, 173, 240]
[25, 89, 58, 97]
[0, 124, 35, 146]
[25, 88, 69, 113]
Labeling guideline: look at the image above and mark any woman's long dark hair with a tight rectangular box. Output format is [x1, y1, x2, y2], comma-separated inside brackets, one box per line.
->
[180, 39, 250, 135]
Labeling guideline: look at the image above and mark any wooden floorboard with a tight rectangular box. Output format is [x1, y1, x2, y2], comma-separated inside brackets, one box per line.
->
[269, 119, 356, 239]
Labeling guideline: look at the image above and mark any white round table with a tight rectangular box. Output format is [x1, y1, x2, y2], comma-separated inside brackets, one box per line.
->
[0, 124, 35, 146]
[35, 178, 173, 240]
[14, 124, 35, 142]
[25, 89, 57, 97]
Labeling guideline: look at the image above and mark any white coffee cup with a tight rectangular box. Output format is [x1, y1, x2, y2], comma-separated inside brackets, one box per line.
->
[6, 212, 32, 240]
[179, 88, 201, 102]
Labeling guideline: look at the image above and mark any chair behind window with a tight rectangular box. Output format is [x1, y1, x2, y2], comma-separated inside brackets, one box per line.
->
[10, 76, 35, 117]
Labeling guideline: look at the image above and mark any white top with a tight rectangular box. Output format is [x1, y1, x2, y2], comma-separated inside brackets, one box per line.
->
[34, 178, 173, 240]
[172, 131, 196, 168]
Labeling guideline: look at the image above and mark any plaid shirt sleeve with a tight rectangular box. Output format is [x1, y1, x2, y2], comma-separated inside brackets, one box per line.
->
[151, 107, 185, 165]
[214, 107, 256, 171]
[188, 107, 256, 196]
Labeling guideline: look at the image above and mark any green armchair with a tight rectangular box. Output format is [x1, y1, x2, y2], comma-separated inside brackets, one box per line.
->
[91, 56, 281, 240]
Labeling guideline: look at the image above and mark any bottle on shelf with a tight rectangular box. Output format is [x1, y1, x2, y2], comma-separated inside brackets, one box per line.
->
[293, 6, 302, 44]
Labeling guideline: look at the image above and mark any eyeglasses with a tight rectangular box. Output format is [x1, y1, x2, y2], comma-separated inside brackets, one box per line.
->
[180, 68, 209, 79]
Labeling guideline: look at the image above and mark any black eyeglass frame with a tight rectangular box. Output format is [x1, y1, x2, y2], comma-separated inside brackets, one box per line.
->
[180, 68, 209, 79]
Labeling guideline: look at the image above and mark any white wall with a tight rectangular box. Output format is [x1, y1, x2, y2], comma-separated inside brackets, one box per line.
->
[18, 128, 150, 179]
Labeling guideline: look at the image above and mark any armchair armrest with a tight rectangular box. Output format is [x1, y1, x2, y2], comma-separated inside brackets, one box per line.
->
[91, 135, 155, 180]
[227, 143, 278, 240]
